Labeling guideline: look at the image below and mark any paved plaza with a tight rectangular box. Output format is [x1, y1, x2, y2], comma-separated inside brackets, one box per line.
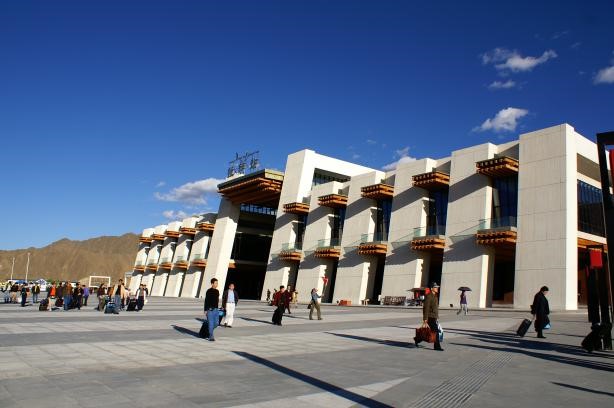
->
[0, 298, 612, 407]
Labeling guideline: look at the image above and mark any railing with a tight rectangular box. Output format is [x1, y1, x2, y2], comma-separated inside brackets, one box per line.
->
[146, 259, 159, 265]
[159, 257, 171, 264]
[413, 225, 446, 238]
[360, 232, 388, 243]
[317, 238, 341, 248]
[281, 242, 303, 251]
[192, 253, 206, 260]
[174, 255, 187, 262]
[478, 216, 517, 230]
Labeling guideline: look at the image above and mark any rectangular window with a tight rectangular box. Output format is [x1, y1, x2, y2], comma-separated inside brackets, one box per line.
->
[577, 180, 605, 236]
[492, 175, 518, 227]
[426, 189, 448, 235]
[331, 207, 346, 244]
[375, 199, 392, 241]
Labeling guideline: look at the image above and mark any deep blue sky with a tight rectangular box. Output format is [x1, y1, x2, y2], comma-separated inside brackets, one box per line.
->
[1, 0, 613, 249]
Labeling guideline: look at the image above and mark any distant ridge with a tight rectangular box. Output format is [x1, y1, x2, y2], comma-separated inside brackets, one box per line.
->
[0, 233, 139, 282]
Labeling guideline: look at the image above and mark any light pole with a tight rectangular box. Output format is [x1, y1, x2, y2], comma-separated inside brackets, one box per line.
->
[25, 252, 30, 282]
[10, 257, 15, 281]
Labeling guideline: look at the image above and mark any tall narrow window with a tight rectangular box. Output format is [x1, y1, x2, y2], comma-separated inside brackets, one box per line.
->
[578, 180, 605, 236]
[426, 189, 448, 235]
[296, 215, 307, 246]
[331, 207, 346, 245]
[492, 175, 518, 227]
[376, 200, 392, 241]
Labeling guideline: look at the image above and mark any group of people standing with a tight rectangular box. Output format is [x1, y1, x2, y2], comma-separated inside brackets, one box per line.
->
[203, 279, 239, 341]
[2, 282, 40, 307]
[47, 282, 90, 310]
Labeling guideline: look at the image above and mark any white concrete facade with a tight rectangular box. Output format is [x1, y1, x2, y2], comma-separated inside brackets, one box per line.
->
[131, 124, 604, 310]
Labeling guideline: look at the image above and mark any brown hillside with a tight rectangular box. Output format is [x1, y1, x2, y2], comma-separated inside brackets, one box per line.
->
[0, 233, 139, 283]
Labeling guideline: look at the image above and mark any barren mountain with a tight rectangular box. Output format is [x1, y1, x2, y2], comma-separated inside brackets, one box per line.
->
[0, 233, 139, 283]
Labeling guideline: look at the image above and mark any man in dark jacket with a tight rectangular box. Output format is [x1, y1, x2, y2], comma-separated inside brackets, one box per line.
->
[532, 286, 550, 339]
[415, 282, 443, 351]
[221, 283, 239, 328]
[204, 278, 220, 341]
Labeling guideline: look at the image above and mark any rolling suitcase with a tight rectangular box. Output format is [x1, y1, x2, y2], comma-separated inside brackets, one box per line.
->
[55, 297, 63, 307]
[105, 301, 119, 314]
[126, 298, 138, 311]
[39, 298, 49, 311]
[199, 320, 210, 338]
[516, 318, 532, 337]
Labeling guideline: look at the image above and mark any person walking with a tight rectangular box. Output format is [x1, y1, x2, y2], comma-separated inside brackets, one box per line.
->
[135, 284, 147, 311]
[74, 284, 83, 310]
[272, 286, 287, 326]
[63, 282, 73, 311]
[110, 279, 126, 310]
[457, 290, 468, 316]
[309, 288, 322, 320]
[20, 284, 28, 307]
[266, 289, 271, 302]
[221, 283, 239, 328]
[284, 285, 293, 314]
[32, 284, 40, 304]
[414, 282, 443, 351]
[97, 284, 107, 311]
[531, 286, 550, 339]
[204, 278, 220, 341]
[82, 285, 90, 306]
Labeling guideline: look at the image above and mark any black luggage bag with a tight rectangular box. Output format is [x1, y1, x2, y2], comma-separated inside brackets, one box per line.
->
[199, 320, 210, 338]
[517, 318, 532, 337]
[126, 298, 138, 311]
[39, 298, 49, 311]
[55, 298, 63, 307]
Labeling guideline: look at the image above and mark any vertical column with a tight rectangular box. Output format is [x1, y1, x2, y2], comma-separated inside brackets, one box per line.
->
[181, 233, 211, 298]
[165, 235, 190, 297]
[262, 150, 318, 299]
[514, 124, 577, 310]
[381, 159, 436, 297]
[129, 240, 151, 292]
[440, 143, 496, 309]
[334, 171, 383, 304]
[294, 182, 340, 303]
[201, 198, 240, 296]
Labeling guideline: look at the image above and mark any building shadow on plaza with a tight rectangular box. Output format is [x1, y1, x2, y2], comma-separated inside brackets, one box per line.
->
[444, 328, 614, 372]
[232, 351, 394, 408]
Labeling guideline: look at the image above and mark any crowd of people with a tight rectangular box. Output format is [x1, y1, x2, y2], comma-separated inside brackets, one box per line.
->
[1, 279, 150, 313]
[4, 277, 553, 350]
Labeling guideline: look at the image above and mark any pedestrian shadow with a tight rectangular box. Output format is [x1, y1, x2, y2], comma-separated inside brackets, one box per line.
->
[450, 340, 614, 373]
[232, 351, 393, 408]
[445, 328, 614, 359]
[240, 316, 274, 325]
[552, 382, 614, 397]
[171, 324, 201, 338]
[325, 332, 412, 349]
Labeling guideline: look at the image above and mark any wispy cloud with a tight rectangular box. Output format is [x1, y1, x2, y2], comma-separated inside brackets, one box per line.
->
[366, 139, 377, 145]
[474, 107, 529, 133]
[488, 80, 516, 90]
[155, 177, 224, 205]
[162, 210, 189, 220]
[156, 181, 166, 188]
[571, 42, 582, 49]
[382, 146, 416, 171]
[552, 30, 569, 40]
[482, 48, 557, 73]
[595, 53, 614, 84]
[351, 153, 361, 160]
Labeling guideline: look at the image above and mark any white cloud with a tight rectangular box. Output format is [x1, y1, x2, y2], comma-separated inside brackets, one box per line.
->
[571, 42, 581, 49]
[482, 48, 557, 73]
[595, 55, 614, 84]
[351, 153, 361, 160]
[366, 139, 377, 145]
[156, 181, 166, 188]
[474, 107, 529, 133]
[552, 30, 569, 40]
[488, 80, 516, 90]
[162, 210, 189, 220]
[382, 146, 416, 171]
[155, 177, 224, 205]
